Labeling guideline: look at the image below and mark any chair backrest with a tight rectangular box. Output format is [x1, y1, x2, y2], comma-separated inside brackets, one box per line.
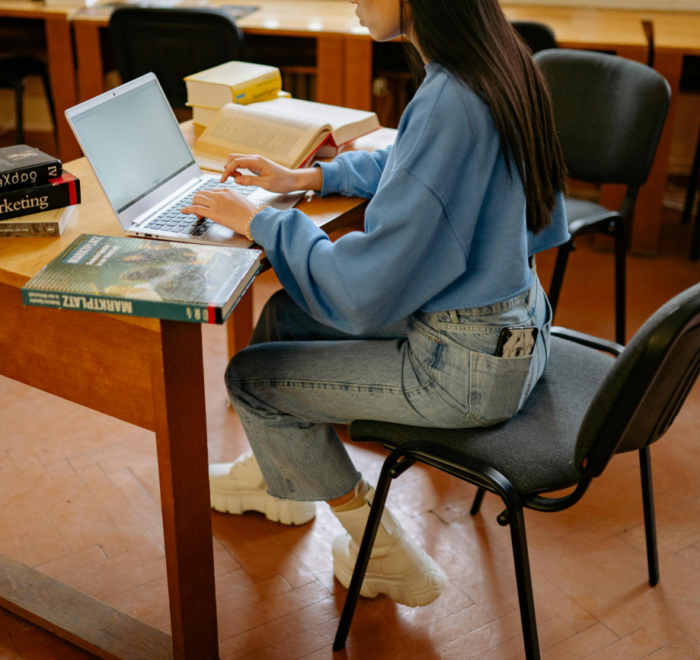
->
[511, 21, 557, 54]
[575, 283, 700, 477]
[534, 49, 671, 186]
[110, 7, 243, 108]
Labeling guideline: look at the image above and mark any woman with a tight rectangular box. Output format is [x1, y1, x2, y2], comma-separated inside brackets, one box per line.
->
[183, 0, 568, 608]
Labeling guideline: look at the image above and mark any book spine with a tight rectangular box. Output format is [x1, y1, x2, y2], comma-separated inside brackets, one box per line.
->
[0, 220, 61, 237]
[21, 288, 220, 324]
[0, 176, 80, 222]
[232, 74, 283, 105]
[0, 161, 63, 193]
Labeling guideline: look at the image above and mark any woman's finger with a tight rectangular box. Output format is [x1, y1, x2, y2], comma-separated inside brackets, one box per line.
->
[180, 204, 211, 217]
[232, 174, 261, 187]
[220, 156, 262, 182]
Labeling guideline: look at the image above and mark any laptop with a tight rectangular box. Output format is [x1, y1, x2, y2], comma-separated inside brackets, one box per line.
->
[65, 73, 303, 248]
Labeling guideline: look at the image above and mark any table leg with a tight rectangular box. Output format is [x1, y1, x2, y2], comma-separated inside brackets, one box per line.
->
[150, 321, 219, 660]
[316, 35, 345, 106]
[226, 284, 254, 360]
[74, 20, 106, 102]
[629, 49, 683, 256]
[45, 15, 82, 162]
[345, 37, 373, 111]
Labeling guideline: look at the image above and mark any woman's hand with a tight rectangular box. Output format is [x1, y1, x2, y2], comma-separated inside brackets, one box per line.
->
[180, 189, 259, 236]
[221, 154, 323, 193]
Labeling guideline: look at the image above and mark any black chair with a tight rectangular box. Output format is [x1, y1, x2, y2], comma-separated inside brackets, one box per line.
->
[109, 7, 244, 108]
[536, 50, 671, 345]
[333, 282, 700, 660]
[682, 134, 700, 261]
[511, 21, 557, 54]
[0, 56, 56, 146]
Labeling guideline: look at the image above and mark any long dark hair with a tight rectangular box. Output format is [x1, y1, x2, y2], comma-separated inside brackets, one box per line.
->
[402, 0, 567, 234]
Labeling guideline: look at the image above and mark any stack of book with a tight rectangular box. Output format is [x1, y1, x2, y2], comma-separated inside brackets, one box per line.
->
[0, 145, 81, 238]
[186, 61, 283, 129]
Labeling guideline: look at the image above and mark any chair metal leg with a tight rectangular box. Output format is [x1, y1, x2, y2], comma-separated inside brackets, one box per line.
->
[639, 446, 660, 587]
[470, 487, 486, 515]
[508, 505, 541, 660]
[683, 130, 700, 226]
[333, 454, 410, 651]
[614, 218, 626, 345]
[547, 241, 572, 319]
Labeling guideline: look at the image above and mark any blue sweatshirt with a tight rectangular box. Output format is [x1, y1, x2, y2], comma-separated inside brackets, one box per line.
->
[250, 62, 569, 335]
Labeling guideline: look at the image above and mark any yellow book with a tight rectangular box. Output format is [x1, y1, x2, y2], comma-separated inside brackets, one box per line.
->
[185, 62, 282, 108]
[191, 90, 292, 127]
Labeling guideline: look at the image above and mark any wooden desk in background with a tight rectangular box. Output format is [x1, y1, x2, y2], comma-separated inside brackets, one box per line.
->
[71, 0, 374, 110]
[0, 1, 82, 163]
[646, 12, 700, 253]
[0, 124, 395, 660]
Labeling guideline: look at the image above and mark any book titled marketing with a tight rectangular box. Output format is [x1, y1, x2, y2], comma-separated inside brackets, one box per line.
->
[0, 171, 80, 221]
[0, 145, 62, 193]
[22, 234, 262, 324]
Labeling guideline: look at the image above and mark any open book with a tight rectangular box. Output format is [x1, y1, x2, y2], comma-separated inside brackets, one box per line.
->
[193, 98, 380, 170]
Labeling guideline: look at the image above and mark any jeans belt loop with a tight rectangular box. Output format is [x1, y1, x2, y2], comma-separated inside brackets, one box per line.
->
[449, 310, 459, 323]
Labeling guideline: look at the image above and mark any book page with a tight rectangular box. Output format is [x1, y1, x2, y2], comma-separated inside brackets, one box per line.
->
[194, 103, 327, 169]
[251, 98, 379, 145]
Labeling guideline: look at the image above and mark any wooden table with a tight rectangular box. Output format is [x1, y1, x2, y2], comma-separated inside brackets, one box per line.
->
[0, 124, 394, 660]
[0, 1, 83, 162]
[71, 0, 373, 110]
[645, 12, 700, 253]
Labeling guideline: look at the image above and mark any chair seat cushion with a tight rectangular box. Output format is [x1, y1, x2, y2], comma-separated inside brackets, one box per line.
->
[564, 198, 619, 235]
[349, 337, 615, 494]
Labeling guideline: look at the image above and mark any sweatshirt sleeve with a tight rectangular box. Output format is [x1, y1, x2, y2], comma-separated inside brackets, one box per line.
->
[249, 163, 470, 335]
[313, 147, 391, 199]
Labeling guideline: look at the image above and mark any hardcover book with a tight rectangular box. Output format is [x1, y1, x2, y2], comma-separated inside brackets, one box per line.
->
[0, 206, 75, 238]
[185, 61, 282, 108]
[0, 171, 80, 222]
[22, 234, 262, 324]
[0, 145, 62, 193]
[194, 97, 380, 170]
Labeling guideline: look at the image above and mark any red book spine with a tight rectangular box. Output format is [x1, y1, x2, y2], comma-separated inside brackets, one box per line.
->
[0, 171, 81, 222]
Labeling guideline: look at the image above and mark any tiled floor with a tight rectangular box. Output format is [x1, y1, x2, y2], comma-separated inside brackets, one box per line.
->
[2, 210, 700, 660]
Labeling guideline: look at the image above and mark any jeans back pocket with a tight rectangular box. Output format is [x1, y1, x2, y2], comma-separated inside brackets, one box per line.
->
[467, 351, 537, 427]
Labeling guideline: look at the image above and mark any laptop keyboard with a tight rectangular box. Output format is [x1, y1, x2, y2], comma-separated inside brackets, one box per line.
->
[141, 179, 257, 236]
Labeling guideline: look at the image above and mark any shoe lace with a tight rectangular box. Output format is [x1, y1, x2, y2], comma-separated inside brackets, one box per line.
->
[230, 450, 257, 474]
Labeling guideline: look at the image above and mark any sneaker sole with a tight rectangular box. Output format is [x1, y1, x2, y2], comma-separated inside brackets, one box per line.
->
[333, 551, 447, 608]
[210, 492, 316, 526]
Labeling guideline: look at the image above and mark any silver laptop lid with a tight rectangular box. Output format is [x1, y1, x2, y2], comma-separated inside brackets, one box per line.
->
[65, 74, 202, 231]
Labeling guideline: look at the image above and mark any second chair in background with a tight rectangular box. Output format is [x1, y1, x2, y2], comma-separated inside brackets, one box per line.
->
[536, 50, 670, 345]
[109, 7, 244, 109]
[511, 21, 557, 54]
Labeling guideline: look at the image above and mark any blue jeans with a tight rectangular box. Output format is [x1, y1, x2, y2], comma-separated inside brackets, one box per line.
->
[225, 267, 552, 502]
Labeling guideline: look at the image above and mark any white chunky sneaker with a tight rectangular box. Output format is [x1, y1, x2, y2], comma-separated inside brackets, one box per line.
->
[209, 451, 316, 526]
[331, 488, 447, 607]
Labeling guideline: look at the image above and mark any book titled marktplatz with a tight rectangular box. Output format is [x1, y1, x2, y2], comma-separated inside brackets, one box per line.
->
[0, 171, 81, 222]
[0, 145, 62, 193]
[22, 234, 262, 324]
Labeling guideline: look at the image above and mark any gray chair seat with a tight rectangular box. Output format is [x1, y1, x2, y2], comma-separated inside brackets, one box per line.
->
[351, 337, 614, 494]
[564, 197, 618, 228]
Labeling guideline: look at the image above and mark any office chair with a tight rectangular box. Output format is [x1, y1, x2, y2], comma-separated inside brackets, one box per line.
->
[333, 282, 700, 660]
[109, 7, 244, 108]
[511, 21, 557, 54]
[535, 50, 671, 345]
[0, 56, 56, 146]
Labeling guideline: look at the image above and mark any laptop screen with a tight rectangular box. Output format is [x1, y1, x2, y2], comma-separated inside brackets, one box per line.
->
[70, 78, 196, 214]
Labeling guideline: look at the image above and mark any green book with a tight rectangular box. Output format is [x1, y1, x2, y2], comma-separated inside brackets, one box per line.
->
[22, 234, 262, 324]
